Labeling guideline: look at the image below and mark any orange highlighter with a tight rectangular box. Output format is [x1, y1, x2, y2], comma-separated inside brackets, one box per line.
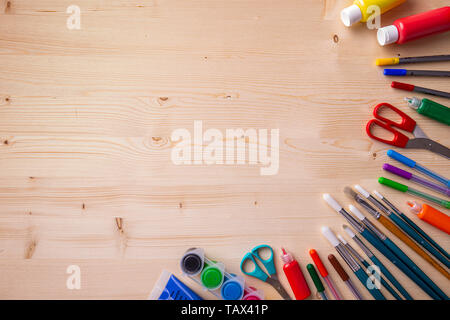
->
[407, 201, 450, 234]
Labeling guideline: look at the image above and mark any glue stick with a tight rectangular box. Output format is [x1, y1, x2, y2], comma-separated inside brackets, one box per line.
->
[377, 6, 450, 45]
[341, 0, 406, 27]
[407, 201, 450, 234]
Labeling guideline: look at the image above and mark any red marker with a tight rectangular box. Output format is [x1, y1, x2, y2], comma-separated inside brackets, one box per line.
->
[309, 249, 342, 300]
[280, 248, 310, 300]
[391, 81, 450, 99]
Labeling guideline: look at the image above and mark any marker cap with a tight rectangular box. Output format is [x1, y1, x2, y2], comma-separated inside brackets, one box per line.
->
[377, 25, 399, 46]
[341, 4, 363, 26]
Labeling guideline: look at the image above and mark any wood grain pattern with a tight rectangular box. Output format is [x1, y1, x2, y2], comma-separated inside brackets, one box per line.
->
[0, 0, 449, 300]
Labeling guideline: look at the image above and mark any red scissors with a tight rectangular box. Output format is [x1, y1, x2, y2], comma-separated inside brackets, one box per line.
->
[366, 103, 450, 159]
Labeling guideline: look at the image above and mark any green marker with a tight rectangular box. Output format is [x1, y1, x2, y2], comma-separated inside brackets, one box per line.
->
[378, 177, 450, 209]
[306, 263, 328, 300]
[405, 97, 450, 126]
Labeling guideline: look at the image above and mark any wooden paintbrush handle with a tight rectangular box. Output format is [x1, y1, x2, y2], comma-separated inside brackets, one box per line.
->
[378, 215, 450, 280]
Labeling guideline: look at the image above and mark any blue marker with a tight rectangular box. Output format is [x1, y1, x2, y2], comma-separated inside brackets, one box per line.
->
[384, 69, 450, 77]
[387, 150, 450, 188]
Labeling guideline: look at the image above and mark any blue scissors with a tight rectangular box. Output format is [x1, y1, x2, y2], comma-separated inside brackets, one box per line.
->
[240, 244, 292, 300]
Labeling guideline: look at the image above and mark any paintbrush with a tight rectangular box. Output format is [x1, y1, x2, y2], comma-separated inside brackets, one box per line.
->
[355, 185, 450, 271]
[337, 234, 403, 300]
[323, 194, 442, 300]
[348, 204, 448, 300]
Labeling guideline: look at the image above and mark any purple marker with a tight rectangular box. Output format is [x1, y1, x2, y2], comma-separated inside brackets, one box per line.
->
[383, 163, 450, 197]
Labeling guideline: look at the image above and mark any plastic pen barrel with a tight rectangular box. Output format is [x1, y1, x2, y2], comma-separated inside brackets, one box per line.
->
[328, 254, 363, 300]
[306, 264, 327, 300]
[309, 249, 341, 300]
[387, 149, 450, 188]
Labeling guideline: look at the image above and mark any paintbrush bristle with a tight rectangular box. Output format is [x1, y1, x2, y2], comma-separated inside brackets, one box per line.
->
[343, 186, 358, 200]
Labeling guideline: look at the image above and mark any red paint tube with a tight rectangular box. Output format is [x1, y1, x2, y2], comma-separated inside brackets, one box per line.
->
[280, 248, 310, 300]
[377, 6, 450, 45]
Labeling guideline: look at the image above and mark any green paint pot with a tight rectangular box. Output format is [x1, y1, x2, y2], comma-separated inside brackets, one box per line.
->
[200, 264, 224, 290]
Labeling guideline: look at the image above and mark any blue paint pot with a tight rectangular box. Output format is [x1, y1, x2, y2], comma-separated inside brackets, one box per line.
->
[221, 275, 244, 300]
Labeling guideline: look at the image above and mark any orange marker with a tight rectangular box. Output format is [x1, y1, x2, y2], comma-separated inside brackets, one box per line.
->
[407, 201, 450, 234]
[309, 249, 341, 300]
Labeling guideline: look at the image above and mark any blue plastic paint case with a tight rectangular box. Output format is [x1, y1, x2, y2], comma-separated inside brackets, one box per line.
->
[148, 270, 203, 300]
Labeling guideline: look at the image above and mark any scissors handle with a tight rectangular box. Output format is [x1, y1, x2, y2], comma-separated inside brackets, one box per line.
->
[251, 244, 276, 275]
[373, 103, 417, 133]
[366, 119, 410, 148]
[240, 252, 269, 281]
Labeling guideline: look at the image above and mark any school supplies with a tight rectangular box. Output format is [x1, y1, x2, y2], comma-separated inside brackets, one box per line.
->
[327, 254, 364, 300]
[321, 226, 386, 300]
[383, 163, 450, 196]
[149, 270, 203, 300]
[281, 248, 310, 300]
[405, 97, 450, 125]
[306, 264, 328, 300]
[359, 186, 450, 266]
[366, 104, 450, 159]
[309, 249, 341, 300]
[323, 194, 443, 300]
[348, 204, 448, 299]
[348, 186, 450, 276]
[384, 69, 450, 77]
[387, 150, 450, 188]
[377, 6, 450, 46]
[337, 234, 402, 300]
[341, 0, 405, 27]
[343, 225, 412, 300]
[240, 244, 292, 300]
[374, 190, 450, 261]
[391, 81, 450, 99]
[408, 201, 450, 235]
[181, 248, 260, 300]
[379, 177, 450, 209]
[376, 55, 450, 66]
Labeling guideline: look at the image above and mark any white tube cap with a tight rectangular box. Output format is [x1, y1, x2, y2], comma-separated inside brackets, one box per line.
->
[322, 226, 340, 247]
[377, 25, 399, 46]
[341, 4, 363, 27]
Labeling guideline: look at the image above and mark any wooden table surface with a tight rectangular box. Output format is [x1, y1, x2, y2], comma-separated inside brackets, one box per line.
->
[0, 0, 449, 300]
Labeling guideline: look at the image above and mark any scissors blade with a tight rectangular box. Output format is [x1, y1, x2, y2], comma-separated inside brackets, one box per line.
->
[412, 125, 429, 139]
[406, 138, 450, 159]
[265, 277, 292, 300]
